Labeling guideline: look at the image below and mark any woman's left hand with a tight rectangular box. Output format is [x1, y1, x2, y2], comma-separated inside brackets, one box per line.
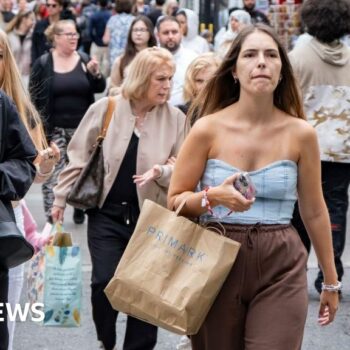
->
[86, 58, 101, 77]
[318, 291, 339, 326]
[133, 165, 162, 187]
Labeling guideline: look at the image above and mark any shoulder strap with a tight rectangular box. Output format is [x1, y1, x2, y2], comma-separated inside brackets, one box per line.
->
[78, 51, 90, 65]
[40, 52, 50, 67]
[100, 97, 116, 139]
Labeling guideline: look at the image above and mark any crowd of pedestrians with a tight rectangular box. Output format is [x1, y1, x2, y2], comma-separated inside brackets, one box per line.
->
[0, 0, 349, 349]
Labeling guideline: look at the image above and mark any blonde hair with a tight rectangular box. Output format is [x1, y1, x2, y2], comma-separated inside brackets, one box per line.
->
[0, 29, 47, 150]
[183, 53, 221, 103]
[45, 19, 76, 45]
[122, 47, 174, 101]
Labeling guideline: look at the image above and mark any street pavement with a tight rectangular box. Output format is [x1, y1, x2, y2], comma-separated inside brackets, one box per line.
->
[13, 184, 350, 350]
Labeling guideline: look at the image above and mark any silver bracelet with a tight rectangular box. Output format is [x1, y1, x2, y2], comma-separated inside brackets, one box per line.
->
[321, 281, 342, 292]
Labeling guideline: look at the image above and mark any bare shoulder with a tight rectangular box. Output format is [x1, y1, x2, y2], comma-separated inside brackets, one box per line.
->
[190, 113, 218, 140]
[284, 115, 317, 143]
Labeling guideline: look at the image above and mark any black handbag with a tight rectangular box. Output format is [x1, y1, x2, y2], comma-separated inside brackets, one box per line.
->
[66, 97, 116, 210]
[0, 94, 34, 269]
[0, 202, 34, 269]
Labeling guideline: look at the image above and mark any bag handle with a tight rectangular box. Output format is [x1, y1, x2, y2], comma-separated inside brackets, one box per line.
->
[98, 97, 116, 140]
[175, 197, 227, 236]
[175, 197, 188, 216]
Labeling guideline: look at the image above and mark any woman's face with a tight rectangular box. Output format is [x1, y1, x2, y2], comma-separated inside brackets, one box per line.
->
[230, 16, 240, 32]
[131, 20, 150, 48]
[18, 0, 27, 12]
[55, 23, 79, 52]
[235, 31, 282, 97]
[145, 62, 173, 106]
[176, 14, 187, 36]
[23, 13, 35, 31]
[193, 65, 217, 96]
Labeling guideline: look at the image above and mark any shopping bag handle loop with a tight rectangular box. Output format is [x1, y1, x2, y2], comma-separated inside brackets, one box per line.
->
[175, 197, 189, 216]
[202, 221, 227, 236]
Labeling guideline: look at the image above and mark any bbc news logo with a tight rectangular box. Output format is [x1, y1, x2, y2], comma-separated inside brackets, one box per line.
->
[0, 303, 44, 322]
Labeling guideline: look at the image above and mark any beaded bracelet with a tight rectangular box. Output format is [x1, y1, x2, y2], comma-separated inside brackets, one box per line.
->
[321, 281, 342, 292]
[201, 187, 214, 215]
[201, 186, 232, 219]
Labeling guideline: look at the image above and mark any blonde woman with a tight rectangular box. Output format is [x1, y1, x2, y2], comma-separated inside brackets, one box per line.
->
[0, 29, 59, 350]
[52, 47, 185, 350]
[29, 19, 105, 224]
[178, 52, 221, 119]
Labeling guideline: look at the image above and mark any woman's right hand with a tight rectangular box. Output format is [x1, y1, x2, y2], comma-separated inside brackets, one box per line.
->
[36, 142, 60, 174]
[51, 205, 65, 224]
[209, 173, 255, 212]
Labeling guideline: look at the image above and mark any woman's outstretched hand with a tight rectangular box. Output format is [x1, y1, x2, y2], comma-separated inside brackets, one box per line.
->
[133, 165, 163, 187]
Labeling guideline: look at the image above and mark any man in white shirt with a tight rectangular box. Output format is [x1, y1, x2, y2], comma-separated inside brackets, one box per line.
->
[156, 16, 197, 106]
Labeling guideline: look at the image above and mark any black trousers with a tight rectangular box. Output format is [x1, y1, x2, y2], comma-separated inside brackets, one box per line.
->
[0, 268, 9, 350]
[87, 209, 158, 350]
[292, 161, 350, 282]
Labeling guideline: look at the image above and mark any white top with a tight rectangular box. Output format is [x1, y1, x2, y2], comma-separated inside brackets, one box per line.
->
[170, 46, 198, 106]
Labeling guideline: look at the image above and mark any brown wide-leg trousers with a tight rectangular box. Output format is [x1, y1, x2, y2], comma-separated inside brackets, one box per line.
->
[191, 224, 308, 350]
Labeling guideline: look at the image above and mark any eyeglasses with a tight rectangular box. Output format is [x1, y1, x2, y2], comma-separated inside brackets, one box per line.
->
[46, 3, 58, 8]
[132, 28, 148, 33]
[56, 32, 80, 39]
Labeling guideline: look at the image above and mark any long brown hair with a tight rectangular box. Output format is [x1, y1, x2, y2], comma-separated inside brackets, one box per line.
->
[188, 24, 305, 125]
[119, 15, 157, 80]
[6, 10, 34, 33]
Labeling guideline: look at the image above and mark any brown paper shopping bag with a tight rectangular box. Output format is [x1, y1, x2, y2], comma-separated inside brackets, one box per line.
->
[104, 199, 241, 335]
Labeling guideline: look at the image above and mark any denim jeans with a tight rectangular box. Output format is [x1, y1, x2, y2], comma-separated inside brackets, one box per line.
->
[292, 161, 350, 282]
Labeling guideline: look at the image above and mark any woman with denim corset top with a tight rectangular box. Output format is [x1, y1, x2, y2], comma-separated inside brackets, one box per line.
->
[168, 24, 339, 350]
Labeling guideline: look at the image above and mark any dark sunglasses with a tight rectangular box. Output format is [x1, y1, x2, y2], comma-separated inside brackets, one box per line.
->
[46, 3, 58, 8]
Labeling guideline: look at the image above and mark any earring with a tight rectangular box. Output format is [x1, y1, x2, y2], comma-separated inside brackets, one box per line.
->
[233, 75, 238, 84]
[278, 75, 282, 83]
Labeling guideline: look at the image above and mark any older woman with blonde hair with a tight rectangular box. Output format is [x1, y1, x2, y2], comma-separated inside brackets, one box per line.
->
[52, 46, 185, 350]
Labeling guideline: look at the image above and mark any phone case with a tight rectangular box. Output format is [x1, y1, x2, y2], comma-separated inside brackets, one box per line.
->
[234, 172, 257, 200]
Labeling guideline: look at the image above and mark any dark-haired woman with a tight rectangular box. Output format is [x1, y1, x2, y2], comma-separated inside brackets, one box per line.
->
[168, 24, 339, 349]
[6, 10, 36, 86]
[103, 0, 134, 69]
[289, 0, 350, 295]
[110, 15, 156, 89]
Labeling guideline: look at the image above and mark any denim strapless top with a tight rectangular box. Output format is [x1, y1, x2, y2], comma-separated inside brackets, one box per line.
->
[199, 159, 298, 224]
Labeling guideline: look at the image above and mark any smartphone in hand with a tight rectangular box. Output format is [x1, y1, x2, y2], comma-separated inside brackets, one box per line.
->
[234, 172, 256, 200]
